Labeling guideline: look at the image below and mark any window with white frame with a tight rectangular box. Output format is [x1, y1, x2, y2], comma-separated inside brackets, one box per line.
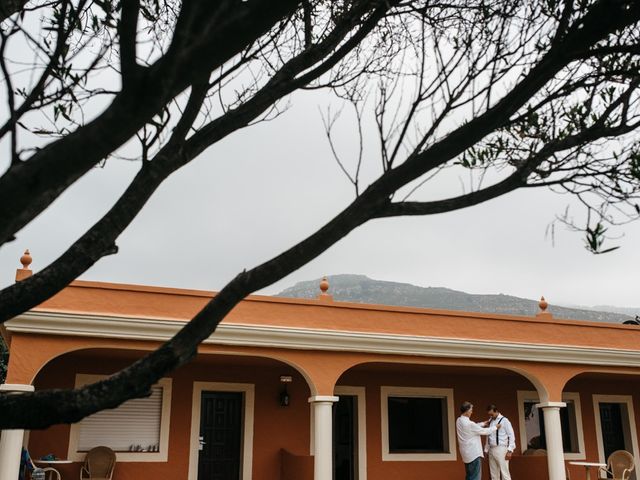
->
[381, 386, 456, 461]
[517, 391, 585, 460]
[68, 374, 172, 462]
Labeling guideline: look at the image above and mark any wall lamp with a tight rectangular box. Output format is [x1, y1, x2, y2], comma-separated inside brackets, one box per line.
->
[280, 375, 293, 407]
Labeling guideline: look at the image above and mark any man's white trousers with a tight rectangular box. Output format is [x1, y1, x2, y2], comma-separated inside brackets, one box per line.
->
[488, 446, 512, 480]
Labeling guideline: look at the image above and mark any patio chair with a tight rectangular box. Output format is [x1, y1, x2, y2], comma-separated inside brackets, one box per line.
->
[80, 446, 116, 480]
[20, 448, 61, 480]
[531, 449, 547, 456]
[598, 450, 635, 480]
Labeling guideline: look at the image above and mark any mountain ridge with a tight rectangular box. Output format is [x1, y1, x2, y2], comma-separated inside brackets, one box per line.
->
[276, 274, 639, 324]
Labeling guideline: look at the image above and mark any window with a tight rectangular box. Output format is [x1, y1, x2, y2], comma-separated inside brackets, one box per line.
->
[381, 387, 455, 461]
[592, 394, 640, 471]
[388, 397, 445, 452]
[68, 374, 172, 462]
[517, 391, 585, 460]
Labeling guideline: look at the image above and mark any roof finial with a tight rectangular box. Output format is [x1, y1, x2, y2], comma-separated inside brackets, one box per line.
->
[536, 295, 552, 319]
[16, 249, 33, 282]
[539, 296, 548, 312]
[318, 276, 333, 302]
[320, 276, 329, 294]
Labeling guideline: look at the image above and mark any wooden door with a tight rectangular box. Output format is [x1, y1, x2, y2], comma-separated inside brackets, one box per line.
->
[198, 391, 243, 480]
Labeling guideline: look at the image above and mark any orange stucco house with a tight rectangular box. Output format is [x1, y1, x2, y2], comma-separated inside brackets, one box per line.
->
[1, 257, 640, 480]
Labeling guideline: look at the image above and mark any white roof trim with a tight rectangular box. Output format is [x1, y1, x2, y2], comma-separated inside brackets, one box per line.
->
[6, 311, 640, 367]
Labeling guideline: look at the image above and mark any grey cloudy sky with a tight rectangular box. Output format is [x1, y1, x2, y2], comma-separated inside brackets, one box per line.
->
[1, 84, 639, 309]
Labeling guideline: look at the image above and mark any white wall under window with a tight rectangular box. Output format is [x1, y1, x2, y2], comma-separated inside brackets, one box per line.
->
[380, 386, 456, 461]
[67, 374, 172, 462]
[516, 390, 585, 460]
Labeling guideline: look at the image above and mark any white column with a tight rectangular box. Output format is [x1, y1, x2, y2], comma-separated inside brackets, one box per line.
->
[309, 395, 339, 480]
[536, 401, 567, 480]
[0, 384, 35, 480]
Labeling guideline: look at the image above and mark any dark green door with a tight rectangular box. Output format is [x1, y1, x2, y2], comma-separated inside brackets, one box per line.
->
[333, 395, 357, 480]
[599, 402, 626, 465]
[198, 392, 243, 480]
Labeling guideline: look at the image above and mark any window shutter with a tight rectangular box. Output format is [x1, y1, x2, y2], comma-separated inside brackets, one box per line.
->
[77, 386, 163, 452]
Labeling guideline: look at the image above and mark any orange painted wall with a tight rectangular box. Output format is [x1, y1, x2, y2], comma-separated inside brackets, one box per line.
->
[280, 449, 314, 480]
[29, 280, 640, 354]
[28, 351, 311, 480]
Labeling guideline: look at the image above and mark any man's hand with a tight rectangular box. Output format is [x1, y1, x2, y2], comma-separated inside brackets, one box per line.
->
[505, 451, 513, 460]
[496, 423, 502, 430]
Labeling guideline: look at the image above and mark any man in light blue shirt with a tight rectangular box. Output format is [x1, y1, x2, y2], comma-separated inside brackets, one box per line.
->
[484, 404, 516, 480]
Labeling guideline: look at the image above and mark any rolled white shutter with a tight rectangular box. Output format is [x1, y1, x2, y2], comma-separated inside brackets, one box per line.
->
[77, 386, 163, 452]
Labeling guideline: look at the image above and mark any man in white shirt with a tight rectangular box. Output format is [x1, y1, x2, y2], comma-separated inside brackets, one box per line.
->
[456, 401, 500, 480]
[484, 404, 516, 480]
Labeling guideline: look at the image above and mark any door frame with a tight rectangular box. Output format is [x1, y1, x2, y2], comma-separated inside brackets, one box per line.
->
[592, 394, 639, 479]
[188, 382, 255, 480]
[334, 386, 367, 480]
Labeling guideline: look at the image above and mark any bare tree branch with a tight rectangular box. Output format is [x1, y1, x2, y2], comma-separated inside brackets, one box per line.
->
[0, 0, 396, 324]
[0, 0, 303, 246]
[2, 0, 639, 430]
[0, 0, 29, 22]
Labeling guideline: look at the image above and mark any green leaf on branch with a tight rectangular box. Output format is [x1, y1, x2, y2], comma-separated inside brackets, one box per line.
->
[584, 222, 620, 255]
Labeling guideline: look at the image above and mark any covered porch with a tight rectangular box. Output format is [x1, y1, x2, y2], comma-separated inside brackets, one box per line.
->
[3, 338, 639, 480]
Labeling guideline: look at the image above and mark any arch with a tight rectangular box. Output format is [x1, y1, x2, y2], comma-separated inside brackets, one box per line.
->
[6, 333, 318, 395]
[331, 355, 551, 402]
[560, 366, 640, 393]
[561, 369, 640, 471]
[26, 345, 320, 480]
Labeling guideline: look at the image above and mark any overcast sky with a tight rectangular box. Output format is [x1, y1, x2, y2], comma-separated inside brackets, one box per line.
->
[1, 84, 640, 309]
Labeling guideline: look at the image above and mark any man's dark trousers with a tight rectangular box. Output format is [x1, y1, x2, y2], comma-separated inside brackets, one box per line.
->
[465, 456, 482, 480]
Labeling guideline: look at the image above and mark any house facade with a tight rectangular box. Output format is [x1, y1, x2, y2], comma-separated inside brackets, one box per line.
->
[1, 263, 640, 480]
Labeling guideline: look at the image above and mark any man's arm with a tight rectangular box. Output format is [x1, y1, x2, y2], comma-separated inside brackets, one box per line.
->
[470, 421, 497, 436]
[482, 419, 492, 453]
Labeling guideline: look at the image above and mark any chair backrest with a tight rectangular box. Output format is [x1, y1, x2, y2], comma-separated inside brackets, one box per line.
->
[608, 450, 635, 479]
[84, 446, 116, 478]
[522, 448, 547, 456]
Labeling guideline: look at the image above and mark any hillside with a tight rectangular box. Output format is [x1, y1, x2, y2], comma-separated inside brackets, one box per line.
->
[277, 274, 638, 323]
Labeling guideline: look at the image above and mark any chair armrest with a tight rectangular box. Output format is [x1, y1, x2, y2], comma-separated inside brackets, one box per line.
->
[598, 466, 611, 479]
[42, 467, 61, 480]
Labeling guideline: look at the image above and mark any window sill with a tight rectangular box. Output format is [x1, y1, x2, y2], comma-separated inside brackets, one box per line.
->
[382, 452, 456, 462]
[563, 452, 586, 461]
[67, 451, 168, 462]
